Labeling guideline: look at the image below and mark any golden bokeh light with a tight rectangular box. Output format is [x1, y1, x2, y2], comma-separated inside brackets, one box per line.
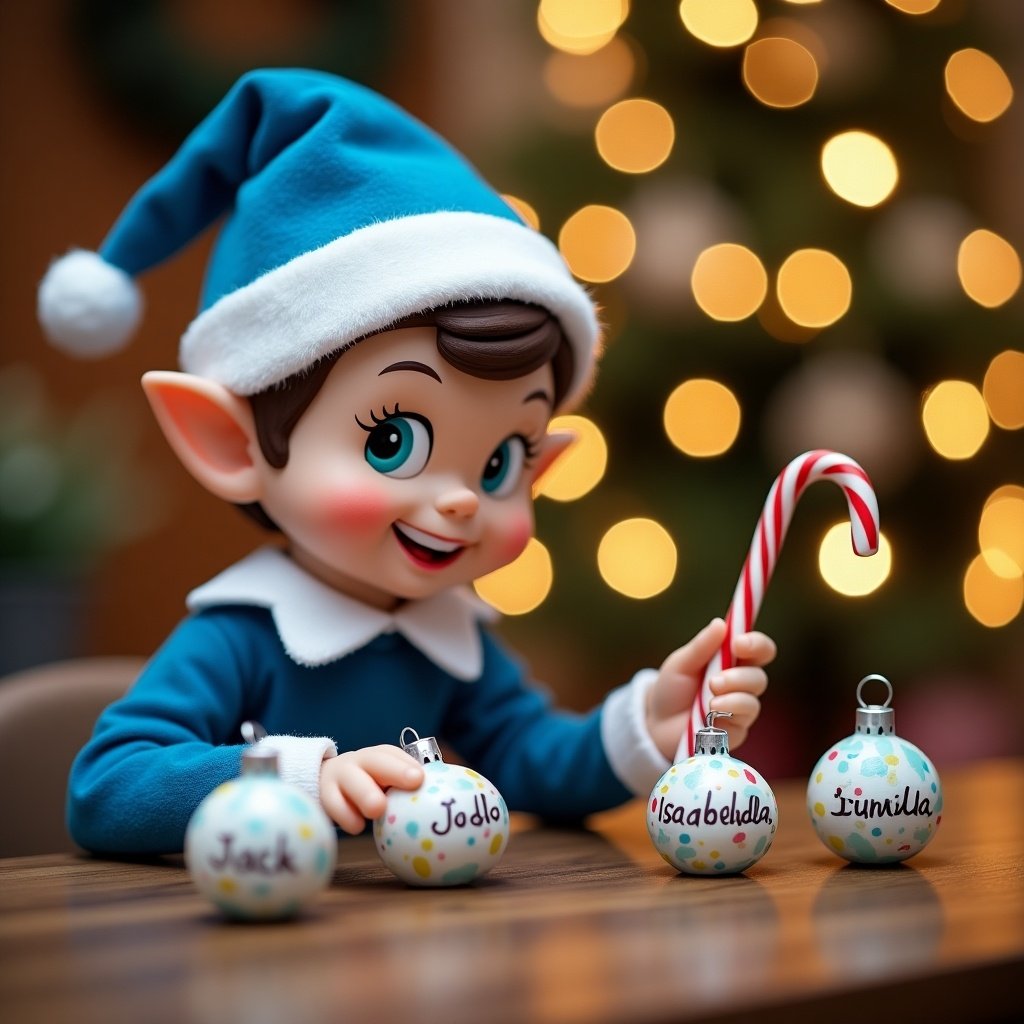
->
[821, 131, 899, 208]
[979, 496, 1024, 579]
[963, 553, 1023, 628]
[957, 229, 1022, 308]
[885, 0, 941, 14]
[538, 0, 629, 55]
[558, 205, 636, 282]
[598, 518, 678, 598]
[543, 36, 634, 108]
[776, 249, 852, 328]
[818, 524, 892, 597]
[921, 380, 989, 460]
[756, 287, 820, 344]
[690, 243, 768, 321]
[501, 194, 540, 231]
[984, 350, 1024, 430]
[986, 484, 1024, 508]
[742, 37, 818, 109]
[945, 48, 1014, 123]
[678, 0, 757, 48]
[474, 537, 553, 615]
[534, 415, 608, 502]
[595, 98, 675, 174]
[663, 379, 742, 457]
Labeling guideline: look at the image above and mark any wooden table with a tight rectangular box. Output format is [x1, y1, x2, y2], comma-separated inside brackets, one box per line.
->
[1, 760, 1021, 1024]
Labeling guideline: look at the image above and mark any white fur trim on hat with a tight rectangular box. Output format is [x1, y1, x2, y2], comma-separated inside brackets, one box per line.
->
[37, 249, 143, 359]
[181, 211, 599, 408]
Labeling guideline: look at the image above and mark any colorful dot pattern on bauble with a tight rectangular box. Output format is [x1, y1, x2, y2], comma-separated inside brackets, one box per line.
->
[647, 754, 778, 876]
[806, 675, 942, 865]
[807, 735, 942, 864]
[375, 761, 509, 887]
[185, 753, 337, 920]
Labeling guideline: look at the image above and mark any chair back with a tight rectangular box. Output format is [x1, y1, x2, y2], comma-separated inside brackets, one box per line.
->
[0, 657, 143, 857]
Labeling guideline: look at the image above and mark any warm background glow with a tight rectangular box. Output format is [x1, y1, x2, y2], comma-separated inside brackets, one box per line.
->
[595, 98, 675, 174]
[983, 350, 1024, 430]
[501, 194, 540, 231]
[818, 524, 892, 597]
[474, 538, 553, 615]
[742, 37, 818, 109]
[921, 380, 989, 460]
[537, 0, 629, 55]
[957, 229, 1022, 308]
[558, 205, 636, 282]
[679, 0, 758, 48]
[963, 554, 1023, 628]
[821, 131, 899, 208]
[597, 518, 678, 598]
[979, 494, 1024, 579]
[663, 379, 742, 457]
[535, 415, 608, 501]
[690, 243, 767, 321]
[944, 48, 1014, 123]
[544, 36, 634, 108]
[776, 249, 852, 327]
[885, 0, 942, 14]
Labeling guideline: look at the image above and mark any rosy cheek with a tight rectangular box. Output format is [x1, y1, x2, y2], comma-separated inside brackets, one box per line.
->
[317, 484, 394, 532]
[496, 510, 533, 563]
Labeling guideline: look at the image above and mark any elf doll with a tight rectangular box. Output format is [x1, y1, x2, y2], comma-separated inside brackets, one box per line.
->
[39, 69, 774, 854]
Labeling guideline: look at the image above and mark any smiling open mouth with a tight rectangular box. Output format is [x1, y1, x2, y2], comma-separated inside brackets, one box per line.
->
[393, 522, 466, 569]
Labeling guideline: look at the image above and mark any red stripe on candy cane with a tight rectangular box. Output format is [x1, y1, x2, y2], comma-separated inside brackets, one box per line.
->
[678, 450, 879, 762]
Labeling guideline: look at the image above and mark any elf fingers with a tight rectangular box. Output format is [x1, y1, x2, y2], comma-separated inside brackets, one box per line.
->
[707, 666, 768, 697]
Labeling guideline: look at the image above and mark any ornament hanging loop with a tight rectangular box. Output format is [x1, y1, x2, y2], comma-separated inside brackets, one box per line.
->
[856, 674, 894, 709]
[695, 710, 734, 756]
[399, 726, 443, 764]
[240, 720, 268, 744]
[239, 721, 277, 775]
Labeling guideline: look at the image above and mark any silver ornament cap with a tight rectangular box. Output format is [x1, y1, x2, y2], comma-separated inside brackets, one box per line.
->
[239, 720, 279, 775]
[854, 674, 896, 737]
[400, 727, 443, 764]
[694, 710, 733, 756]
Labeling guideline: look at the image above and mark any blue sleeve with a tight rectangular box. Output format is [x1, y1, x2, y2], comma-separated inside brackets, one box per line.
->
[441, 629, 632, 821]
[66, 610, 270, 855]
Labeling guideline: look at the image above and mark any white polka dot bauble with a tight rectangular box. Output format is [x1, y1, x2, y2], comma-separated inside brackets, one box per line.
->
[374, 729, 509, 887]
[648, 712, 778, 875]
[185, 744, 337, 919]
[807, 675, 943, 864]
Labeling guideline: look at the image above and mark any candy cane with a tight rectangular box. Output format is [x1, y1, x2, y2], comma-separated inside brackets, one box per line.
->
[675, 450, 879, 761]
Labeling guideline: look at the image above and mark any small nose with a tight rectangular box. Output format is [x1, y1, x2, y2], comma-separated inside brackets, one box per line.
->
[436, 486, 479, 519]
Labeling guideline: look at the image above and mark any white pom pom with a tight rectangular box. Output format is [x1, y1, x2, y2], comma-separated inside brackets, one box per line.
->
[37, 249, 142, 358]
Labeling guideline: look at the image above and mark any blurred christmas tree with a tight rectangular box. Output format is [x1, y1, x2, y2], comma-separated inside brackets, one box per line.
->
[471, 0, 1023, 773]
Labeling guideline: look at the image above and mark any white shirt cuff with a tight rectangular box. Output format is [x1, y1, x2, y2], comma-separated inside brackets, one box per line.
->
[253, 735, 338, 802]
[600, 669, 672, 796]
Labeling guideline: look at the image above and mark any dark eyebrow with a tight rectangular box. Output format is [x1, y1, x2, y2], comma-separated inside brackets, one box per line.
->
[524, 388, 553, 407]
[379, 360, 443, 383]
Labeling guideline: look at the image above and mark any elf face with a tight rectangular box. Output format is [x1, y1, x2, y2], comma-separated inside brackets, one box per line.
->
[253, 326, 566, 610]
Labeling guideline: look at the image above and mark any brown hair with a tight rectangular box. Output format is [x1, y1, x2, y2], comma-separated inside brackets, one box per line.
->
[240, 300, 572, 530]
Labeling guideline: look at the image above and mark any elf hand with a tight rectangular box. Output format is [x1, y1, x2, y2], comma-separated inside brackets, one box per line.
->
[646, 618, 776, 761]
[319, 745, 425, 834]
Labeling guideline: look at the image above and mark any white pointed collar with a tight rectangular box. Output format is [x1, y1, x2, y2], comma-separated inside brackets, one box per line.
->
[186, 547, 496, 681]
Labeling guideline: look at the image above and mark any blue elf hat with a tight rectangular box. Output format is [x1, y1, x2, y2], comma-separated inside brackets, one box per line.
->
[38, 68, 599, 407]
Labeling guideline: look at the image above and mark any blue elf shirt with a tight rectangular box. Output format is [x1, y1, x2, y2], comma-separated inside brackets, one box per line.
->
[67, 548, 669, 854]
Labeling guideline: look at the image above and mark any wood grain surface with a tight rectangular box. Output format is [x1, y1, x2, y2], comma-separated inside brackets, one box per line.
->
[1, 761, 1021, 1024]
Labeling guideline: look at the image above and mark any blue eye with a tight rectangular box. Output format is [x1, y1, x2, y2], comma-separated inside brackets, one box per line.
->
[363, 414, 432, 478]
[482, 436, 527, 497]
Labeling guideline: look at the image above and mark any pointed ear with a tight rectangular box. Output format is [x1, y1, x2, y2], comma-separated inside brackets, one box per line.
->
[530, 430, 575, 491]
[141, 370, 264, 503]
